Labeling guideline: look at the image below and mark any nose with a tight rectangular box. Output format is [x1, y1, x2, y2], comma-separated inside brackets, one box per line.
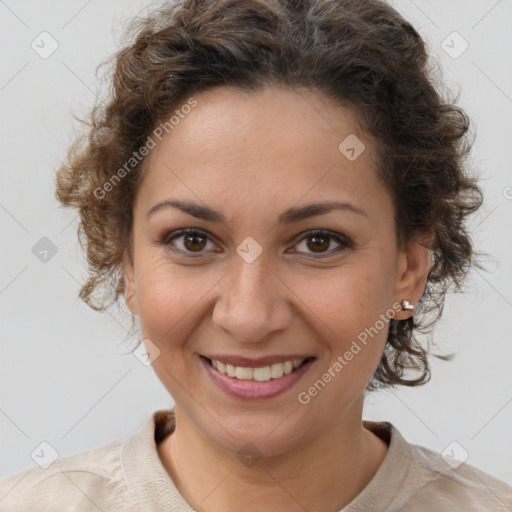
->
[211, 255, 293, 343]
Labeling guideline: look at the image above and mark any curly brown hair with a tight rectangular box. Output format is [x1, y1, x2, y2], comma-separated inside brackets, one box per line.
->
[55, 0, 483, 391]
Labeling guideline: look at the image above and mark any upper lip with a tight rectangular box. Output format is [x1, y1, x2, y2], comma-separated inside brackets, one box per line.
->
[201, 354, 315, 368]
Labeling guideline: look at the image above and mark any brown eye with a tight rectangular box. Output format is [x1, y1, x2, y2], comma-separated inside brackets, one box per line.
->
[306, 234, 330, 253]
[182, 232, 207, 252]
[161, 229, 215, 257]
[292, 230, 351, 258]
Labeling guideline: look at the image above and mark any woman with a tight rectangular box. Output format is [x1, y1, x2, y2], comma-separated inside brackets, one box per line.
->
[1, 0, 511, 510]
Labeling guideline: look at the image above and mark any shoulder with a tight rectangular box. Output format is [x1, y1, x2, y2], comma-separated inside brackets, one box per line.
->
[405, 440, 512, 511]
[361, 420, 512, 511]
[0, 439, 138, 512]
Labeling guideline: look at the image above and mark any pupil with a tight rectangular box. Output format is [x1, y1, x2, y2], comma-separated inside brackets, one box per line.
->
[308, 235, 328, 252]
[185, 233, 206, 251]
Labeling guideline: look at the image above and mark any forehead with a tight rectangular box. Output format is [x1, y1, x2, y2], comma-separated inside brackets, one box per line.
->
[135, 86, 389, 224]
[148, 85, 369, 164]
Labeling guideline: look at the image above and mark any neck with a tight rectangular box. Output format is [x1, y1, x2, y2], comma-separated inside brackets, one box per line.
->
[157, 396, 388, 512]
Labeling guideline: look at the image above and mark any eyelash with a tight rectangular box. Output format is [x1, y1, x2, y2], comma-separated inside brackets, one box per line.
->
[160, 228, 352, 259]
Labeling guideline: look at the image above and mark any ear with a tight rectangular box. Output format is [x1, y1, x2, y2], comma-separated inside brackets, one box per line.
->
[392, 230, 433, 320]
[123, 251, 139, 315]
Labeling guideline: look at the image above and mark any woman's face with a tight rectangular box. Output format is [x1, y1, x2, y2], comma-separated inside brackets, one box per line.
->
[124, 86, 427, 456]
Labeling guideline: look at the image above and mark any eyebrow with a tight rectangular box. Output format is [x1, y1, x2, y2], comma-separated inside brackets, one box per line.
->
[146, 199, 367, 225]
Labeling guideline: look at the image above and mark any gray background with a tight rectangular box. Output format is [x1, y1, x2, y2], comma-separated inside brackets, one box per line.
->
[1, 0, 511, 485]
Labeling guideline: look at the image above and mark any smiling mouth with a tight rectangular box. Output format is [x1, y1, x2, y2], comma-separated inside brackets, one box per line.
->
[201, 356, 315, 382]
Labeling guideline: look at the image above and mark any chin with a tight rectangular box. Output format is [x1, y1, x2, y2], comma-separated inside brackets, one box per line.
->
[194, 405, 313, 460]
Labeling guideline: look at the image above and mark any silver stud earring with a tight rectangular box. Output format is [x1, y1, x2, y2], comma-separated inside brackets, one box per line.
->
[401, 299, 414, 311]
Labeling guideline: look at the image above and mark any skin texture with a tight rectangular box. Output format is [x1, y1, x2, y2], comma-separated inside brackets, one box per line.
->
[123, 86, 431, 511]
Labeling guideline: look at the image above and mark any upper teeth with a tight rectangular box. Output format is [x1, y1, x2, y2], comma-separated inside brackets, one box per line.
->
[211, 359, 305, 381]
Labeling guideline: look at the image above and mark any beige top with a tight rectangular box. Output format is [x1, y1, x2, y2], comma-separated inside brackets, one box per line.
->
[1, 409, 511, 511]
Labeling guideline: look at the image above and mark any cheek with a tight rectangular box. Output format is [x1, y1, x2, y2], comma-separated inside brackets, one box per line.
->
[299, 273, 389, 408]
[134, 257, 226, 349]
[135, 260, 197, 341]
[295, 262, 392, 339]
[290, 260, 393, 397]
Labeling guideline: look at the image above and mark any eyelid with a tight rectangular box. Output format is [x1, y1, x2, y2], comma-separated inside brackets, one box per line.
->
[161, 228, 352, 258]
[161, 228, 219, 257]
[288, 229, 352, 255]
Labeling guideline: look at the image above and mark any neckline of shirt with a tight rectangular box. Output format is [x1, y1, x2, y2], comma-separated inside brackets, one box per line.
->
[121, 409, 413, 512]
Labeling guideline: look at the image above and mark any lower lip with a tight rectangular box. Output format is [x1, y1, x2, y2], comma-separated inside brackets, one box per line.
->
[199, 356, 316, 400]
